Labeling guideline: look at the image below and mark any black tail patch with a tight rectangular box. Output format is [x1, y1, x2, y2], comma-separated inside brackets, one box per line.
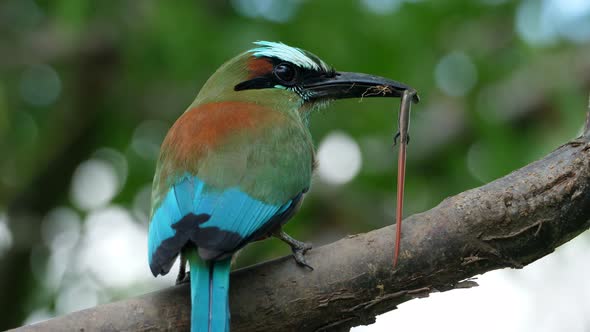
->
[149, 213, 245, 276]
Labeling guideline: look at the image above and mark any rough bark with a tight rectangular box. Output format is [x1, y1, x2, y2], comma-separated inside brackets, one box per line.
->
[11, 110, 590, 332]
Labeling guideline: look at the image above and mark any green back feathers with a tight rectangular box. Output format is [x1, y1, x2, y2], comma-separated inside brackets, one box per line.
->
[150, 101, 314, 215]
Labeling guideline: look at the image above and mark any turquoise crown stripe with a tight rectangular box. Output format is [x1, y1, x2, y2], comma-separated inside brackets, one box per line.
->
[249, 41, 331, 72]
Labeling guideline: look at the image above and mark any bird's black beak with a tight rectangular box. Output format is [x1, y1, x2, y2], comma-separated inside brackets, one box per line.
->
[303, 72, 420, 103]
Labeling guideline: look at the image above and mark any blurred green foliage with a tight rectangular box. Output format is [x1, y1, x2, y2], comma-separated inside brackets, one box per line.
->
[0, 0, 589, 329]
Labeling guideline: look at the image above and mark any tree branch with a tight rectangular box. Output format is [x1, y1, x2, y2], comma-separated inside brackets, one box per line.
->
[12, 110, 590, 332]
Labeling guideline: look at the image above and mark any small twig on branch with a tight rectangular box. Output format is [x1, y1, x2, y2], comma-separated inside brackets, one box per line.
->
[11, 108, 590, 332]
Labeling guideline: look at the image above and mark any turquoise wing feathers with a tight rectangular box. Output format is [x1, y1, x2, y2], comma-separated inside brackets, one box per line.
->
[148, 174, 300, 276]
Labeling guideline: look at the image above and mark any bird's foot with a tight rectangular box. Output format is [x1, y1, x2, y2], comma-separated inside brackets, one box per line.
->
[176, 272, 190, 285]
[175, 254, 189, 285]
[274, 230, 313, 270]
[292, 244, 313, 270]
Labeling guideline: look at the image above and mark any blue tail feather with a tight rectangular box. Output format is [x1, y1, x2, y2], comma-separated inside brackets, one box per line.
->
[188, 249, 231, 332]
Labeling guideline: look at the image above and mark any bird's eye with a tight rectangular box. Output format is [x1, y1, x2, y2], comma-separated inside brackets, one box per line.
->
[274, 63, 297, 83]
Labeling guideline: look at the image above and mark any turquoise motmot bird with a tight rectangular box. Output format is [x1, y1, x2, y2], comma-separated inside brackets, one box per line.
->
[147, 41, 418, 332]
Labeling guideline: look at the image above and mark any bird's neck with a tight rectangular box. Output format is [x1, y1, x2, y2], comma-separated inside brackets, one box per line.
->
[191, 89, 308, 127]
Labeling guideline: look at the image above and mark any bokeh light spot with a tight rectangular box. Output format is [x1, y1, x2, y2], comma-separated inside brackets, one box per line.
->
[41, 207, 81, 251]
[317, 131, 363, 185]
[516, 0, 590, 46]
[55, 278, 99, 315]
[231, 0, 301, 23]
[3, 0, 44, 32]
[551, 0, 590, 43]
[19, 64, 62, 107]
[41, 207, 81, 290]
[516, 0, 556, 46]
[435, 52, 478, 97]
[479, 0, 508, 5]
[70, 159, 119, 211]
[94, 148, 128, 192]
[77, 206, 152, 287]
[361, 0, 403, 14]
[0, 212, 13, 256]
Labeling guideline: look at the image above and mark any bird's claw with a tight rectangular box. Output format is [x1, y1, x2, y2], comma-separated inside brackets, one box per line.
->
[176, 272, 190, 285]
[175, 253, 189, 285]
[274, 230, 314, 270]
[291, 241, 314, 270]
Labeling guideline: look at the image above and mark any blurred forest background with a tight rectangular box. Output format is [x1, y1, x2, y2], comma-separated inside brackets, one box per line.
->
[1, 0, 589, 331]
